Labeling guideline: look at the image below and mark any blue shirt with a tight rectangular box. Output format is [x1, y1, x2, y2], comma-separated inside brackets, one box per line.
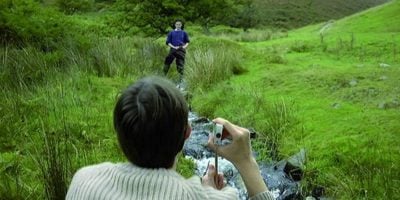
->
[166, 30, 190, 47]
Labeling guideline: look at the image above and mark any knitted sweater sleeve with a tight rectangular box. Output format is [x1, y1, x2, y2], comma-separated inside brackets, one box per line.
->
[187, 176, 275, 200]
[185, 176, 275, 200]
[250, 191, 275, 200]
[185, 176, 239, 199]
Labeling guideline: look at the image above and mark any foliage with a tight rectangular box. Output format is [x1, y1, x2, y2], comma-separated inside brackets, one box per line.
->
[0, 152, 25, 199]
[185, 0, 242, 32]
[191, 1, 400, 199]
[34, 129, 71, 199]
[0, 46, 65, 89]
[115, 0, 187, 36]
[0, 0, 399, 199]
[247, 0, 388, 29]
[56, 0, 95, 14]
[289, 40, 315, 53]
[115, 0, 247, 35]
[191, 84, 296, 161]
[185, 37, 245, 91]
[225, 0, 258, 31]
[176, 153, 195, 178]
[0, 0, 69, 49]
[87, 37, 165, 77]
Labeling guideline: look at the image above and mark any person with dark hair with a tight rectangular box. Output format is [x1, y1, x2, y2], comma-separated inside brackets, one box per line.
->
[163, 20, 190, 82]
[66, 76, 274, 200]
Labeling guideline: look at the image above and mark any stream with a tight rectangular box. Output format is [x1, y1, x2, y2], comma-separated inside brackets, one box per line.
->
[183, 112, 303, 200]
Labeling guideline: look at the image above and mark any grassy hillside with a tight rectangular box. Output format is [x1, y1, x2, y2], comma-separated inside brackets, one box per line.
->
[252, 0, 389, 29]
[0, 1, 398, 199]
[190, 1, 399, 199]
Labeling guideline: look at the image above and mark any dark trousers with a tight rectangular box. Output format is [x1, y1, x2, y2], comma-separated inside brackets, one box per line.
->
[164, 48, 186, 75]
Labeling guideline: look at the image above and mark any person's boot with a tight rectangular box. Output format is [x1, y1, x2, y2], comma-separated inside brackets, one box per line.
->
[179, 73, 184, 84]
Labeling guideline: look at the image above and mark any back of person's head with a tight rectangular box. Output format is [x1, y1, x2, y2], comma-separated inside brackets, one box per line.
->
[114, 76, 189, 168]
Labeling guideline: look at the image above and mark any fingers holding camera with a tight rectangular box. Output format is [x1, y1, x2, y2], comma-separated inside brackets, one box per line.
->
[201, 164, 224, 190]
[208, 118, 253, 165]
[213, 118, 248, 138]
[208, 118, 269, 197]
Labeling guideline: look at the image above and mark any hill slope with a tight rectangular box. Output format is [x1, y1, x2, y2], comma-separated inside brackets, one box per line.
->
[191, 1, 399, 199]
[254, 0, 390, 28]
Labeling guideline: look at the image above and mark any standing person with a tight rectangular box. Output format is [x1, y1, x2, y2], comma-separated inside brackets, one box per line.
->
[66, 76, 274, 200]
[163, 19, 190, 82]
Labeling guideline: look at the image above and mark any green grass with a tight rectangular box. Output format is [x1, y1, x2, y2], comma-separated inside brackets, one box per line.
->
[0, 69, 131, 198]
[190, 1, 400, 199]
[1, 1, 399, 199]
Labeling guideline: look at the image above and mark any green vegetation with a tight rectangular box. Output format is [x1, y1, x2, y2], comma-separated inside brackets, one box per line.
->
[249, 0, 389, 29]
[190, 1, 400, 199]
[1, 0, 399, 199]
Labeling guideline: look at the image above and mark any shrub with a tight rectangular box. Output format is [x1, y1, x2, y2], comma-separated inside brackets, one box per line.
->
[289, 40, 314, 53]
[268, 53, 287, 64]
[56, 0, 95, 14]
[238, 30, 272, 42]
[0, 0, 73, 50]
[210, 25, 242, 35]
[266, 46, 288, 64]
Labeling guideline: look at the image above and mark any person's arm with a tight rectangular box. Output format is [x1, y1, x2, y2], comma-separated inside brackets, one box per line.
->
[182, 32, 189, 49]
[168, 43, 178, 49]
[207, 118, 270, 198]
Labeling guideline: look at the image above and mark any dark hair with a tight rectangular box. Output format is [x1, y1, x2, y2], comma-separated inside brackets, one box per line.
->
[173, 19, 185, 29]
[113, 76, 189, 168]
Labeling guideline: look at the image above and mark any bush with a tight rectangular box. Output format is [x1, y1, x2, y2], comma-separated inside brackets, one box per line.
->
[56, 0, 95, 14]
[266, 46, 288, 64]
[268, 53, 287, 64]
[0, 0, 75, 50]
[289, 40, 314, 53]
[210, 25, 242, 35]
[238, 30, 272, 42]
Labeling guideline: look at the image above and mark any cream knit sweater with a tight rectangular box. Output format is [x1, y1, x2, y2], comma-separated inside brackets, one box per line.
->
[66, 162, 274, 200]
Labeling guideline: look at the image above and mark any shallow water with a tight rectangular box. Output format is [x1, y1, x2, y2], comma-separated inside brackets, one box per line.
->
[184, 112, 299, 200]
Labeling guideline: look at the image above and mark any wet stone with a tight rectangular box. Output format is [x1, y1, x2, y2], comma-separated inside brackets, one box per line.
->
[184, 112, 304, 200]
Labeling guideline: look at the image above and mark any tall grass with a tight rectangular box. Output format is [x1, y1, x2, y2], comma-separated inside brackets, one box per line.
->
[191, 84, 296, 161]
[1, 37, 167, 90]
[0, 152, 27, 199]
[86, 37, 165, 77]
[320, 153, 400, 199]
[208, 25, 288, 42]
[33, 121, 71, 199]
[0, 35, 177, 199]
[0, 46, 63, 90]
[257, 99, 295, 160]
[1, 47, 112, 199]
[185, 39, 245, 91]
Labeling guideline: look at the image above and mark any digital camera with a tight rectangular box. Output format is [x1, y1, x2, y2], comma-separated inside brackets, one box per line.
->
[204, 122, 224, 144]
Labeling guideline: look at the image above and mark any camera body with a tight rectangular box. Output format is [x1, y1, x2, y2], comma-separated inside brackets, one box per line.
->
[204, 122, 224, 144]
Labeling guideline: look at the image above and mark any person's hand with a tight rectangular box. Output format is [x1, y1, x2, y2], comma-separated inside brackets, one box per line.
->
[207, 118, 269, 197]
[207, 118, 252, 166]
[201, 164, 224, 190]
